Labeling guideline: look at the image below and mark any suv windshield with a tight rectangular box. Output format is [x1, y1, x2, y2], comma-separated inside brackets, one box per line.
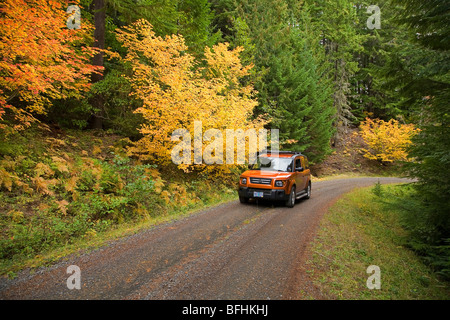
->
[253, 156, 293, 172]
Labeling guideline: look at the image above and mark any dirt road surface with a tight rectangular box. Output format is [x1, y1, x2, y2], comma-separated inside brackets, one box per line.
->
[0, 177, 410, 300]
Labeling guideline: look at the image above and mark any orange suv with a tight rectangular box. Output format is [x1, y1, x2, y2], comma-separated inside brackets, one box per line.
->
[238, 150, 311, 207]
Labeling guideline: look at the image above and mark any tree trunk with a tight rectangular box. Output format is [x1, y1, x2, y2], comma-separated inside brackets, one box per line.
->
[90, 0, 106, 129]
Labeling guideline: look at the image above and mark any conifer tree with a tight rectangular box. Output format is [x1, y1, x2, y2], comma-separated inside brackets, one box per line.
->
[390, 0, 450, 278]
[305, 0, 364, 144]
[227, 0, 335, 162]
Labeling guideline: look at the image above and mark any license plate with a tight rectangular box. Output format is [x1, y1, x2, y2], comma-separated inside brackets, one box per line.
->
[253, 192, 264, 198]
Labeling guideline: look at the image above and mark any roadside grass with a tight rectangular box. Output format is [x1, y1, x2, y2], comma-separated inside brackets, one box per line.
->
[306, 183, 450, 300]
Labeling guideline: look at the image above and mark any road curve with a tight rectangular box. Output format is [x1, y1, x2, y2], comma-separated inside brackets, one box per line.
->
[0, 177, 410, 300]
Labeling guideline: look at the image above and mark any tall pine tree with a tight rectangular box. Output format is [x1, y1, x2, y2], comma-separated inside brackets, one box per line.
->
[220, 0, 335, 163]
[305, 0, 364, 145]
[389, 0, 450, 278]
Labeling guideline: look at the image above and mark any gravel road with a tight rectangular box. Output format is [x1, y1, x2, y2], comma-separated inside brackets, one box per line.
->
[0, 177, 411, 300]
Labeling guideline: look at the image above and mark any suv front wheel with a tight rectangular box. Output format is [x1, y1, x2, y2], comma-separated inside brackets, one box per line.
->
[285, 186, 296, 208]
[239, 196, 248, 204]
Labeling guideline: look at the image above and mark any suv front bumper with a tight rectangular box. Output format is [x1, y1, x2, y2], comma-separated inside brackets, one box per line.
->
[238, 187, 289, 201]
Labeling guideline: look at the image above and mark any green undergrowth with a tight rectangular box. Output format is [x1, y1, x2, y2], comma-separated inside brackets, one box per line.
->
[0, 128, 239, 276]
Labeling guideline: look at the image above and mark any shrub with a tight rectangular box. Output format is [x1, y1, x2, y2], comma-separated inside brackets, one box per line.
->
[359, 118, 420, 164]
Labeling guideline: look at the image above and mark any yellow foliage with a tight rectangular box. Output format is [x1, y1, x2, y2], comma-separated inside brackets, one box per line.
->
[359, 118, 420, 163]
[153, 178, 165, 194]
[18, 180, 33, 194]
[92, 145, 102, 156]
[34, 162, 54, 177]
[55, 199, 69, 215]
[84, 229, 97, 238]
[0, 168, 13, 191]
[65, 176, 79, 193]
[0, 157, 16, 171]
[168, 183, 188, 206]
[0, 163, 31, 193]
[133, 203, 148, 218]
[51, 156, 70, 174]
[45, 138, 66, 149]
[38, 203, 50, 212]
[8, 210, 24, 223]
[32, 176, 57, 196]
[117, 20, 265, 169]
[116, 176, 124, 191]
[160, 190, 171, 204]
[145, 168, 161, 180]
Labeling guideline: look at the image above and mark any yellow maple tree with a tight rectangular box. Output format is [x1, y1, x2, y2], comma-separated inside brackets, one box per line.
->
[116, 20, 265, 171]
[359, 117, 420, 163]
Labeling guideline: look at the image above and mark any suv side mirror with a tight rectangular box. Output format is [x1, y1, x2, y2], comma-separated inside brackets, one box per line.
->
[295, 167, 304, 172]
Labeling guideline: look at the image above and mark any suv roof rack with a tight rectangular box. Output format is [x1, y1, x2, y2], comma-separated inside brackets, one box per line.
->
[258, 149, 304, 157]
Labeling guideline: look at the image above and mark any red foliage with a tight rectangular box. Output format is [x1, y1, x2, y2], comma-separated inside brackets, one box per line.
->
[0, 0, 102, 132]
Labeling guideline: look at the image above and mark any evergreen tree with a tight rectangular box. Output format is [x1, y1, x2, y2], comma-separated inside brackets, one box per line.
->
[350, 0, 411, 121]
[177, 0, 220, 56]
[278, 5, 335, 162]
[391, 0, 450, 278]
[305, 0, 364, 144]
[227, 0, 335, 162]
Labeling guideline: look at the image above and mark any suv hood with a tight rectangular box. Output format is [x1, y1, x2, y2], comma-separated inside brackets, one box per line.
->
[240, 170, 291, 179]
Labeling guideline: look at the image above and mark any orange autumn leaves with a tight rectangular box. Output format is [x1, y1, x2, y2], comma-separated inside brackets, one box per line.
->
[0, 0, 101, 133]
[116, 20, 264, 167]
[1, 0, 263, 171]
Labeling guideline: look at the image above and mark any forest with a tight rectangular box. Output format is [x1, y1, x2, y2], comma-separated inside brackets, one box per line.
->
[0, 0, 449, 280]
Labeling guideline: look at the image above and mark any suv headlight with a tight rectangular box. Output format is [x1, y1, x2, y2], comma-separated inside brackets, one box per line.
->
[241, 178, 247, 185]
[275, 180, 285, 187]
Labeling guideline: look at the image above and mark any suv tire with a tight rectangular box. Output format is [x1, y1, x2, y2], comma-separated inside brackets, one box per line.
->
[286, 186, 296, 208]
[239, 196, 248, 204]
[305, 182, 311, 199]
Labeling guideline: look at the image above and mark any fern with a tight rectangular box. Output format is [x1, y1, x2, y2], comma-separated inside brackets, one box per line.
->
[31, 176, 57, 196]
[34, 162, 54, 177]
[0, 168, 13, 191]
[51, 156, 70, 174]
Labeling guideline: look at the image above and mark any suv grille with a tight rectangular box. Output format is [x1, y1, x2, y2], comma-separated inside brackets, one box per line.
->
[250, 177, 272, 185]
